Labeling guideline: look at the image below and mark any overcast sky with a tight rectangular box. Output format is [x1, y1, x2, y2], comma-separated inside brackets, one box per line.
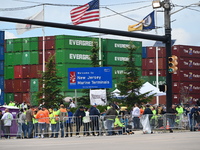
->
[1, 0, 200, 46]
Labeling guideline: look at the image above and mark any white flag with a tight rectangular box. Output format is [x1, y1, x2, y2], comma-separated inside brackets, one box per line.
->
[16, 10, 44, 35]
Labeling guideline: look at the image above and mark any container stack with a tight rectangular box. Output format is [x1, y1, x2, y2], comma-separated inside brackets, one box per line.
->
[102, 39, 142, 89]
[4, 37, 40, 105]
[141, 47, 166, 86]
[4, 35, 143, 105]
[55, 35, 96, 96]
[0, 31, 4, 105]
[172, 45, 200, 104]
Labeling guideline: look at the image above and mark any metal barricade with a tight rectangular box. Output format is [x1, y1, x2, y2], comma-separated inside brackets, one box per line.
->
[0, 118, 18, 139]
[189, 113, 200, 131]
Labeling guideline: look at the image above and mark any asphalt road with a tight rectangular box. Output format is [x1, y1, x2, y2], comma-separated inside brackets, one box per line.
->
[1, 131, 200, 150]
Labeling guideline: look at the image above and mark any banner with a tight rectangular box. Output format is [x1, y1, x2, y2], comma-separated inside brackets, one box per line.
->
[90, 89, 107, 106]
[128, 11, 155, 32]
[70, 0, 99, 25]
[16, 10, 44, 35]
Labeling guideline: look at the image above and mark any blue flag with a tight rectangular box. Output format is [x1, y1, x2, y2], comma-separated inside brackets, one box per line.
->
[128, 11, 155, 31]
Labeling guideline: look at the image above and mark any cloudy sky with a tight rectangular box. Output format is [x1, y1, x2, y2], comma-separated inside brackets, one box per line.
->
[0, 0, 200, 46]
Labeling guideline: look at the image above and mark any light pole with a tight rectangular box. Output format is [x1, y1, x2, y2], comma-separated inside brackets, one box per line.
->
[163, 0, 172, 112]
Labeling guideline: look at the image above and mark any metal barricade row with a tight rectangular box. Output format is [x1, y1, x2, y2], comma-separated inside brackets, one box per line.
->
[0, 113, 193, 139]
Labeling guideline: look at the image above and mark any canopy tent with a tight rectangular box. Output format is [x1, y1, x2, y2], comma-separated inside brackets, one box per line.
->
[139, 82, 166, 96]
[111, 82, 166, 99]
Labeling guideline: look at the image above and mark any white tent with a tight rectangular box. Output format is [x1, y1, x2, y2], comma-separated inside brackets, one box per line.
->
[111, 82, 166, 98]
[139, 82, 166, 96]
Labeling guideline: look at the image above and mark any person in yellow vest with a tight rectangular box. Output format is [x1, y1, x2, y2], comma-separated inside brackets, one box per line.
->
[49, 108, 58, 138]
[151, 106, 157, 130]
[33, 110, 39, 138]
[8, 101, 15, 106]
[114, 116, 125, 135]
[176, 104, 184, 126]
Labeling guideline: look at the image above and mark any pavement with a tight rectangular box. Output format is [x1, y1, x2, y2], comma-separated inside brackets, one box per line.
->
[0, 131, 200, 150]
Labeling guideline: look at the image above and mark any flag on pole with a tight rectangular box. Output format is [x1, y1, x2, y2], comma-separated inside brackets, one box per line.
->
[70, 0, 99, 25]
[16, 10, 44, 35]
[128, 11, 155, 32]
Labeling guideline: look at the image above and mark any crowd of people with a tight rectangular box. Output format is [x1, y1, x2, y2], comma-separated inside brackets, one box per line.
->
[0, 100, 200, 139]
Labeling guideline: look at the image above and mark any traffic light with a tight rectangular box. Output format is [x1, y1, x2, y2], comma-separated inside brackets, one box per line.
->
[168, 55, 178, 73]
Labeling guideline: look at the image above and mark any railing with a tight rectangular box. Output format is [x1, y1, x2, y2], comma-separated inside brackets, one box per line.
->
[0, 113, 198, 139]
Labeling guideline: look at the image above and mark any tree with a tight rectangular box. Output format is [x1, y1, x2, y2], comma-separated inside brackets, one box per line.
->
[117, 42, 154, 106]
[36, 55, 64, 108]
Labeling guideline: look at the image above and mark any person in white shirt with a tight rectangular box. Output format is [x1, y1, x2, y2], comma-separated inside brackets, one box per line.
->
[132, 103, 140, 129]
[1, 109, 13, 139]
[83, 107, 90, 136]
[69, 100, 76, 108]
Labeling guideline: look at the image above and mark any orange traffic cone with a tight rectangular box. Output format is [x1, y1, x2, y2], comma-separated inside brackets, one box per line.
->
[166, 120, 170, 130]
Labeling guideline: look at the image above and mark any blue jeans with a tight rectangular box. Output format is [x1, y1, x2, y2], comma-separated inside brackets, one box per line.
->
[51, 123, 58, 137]
[133, 117, 140, 129]
[22, 123, 27, 138]
[27, 121, 34, 138]
[106, 119, 114, 135]
[17, 123, 22, 138]
[38, 123, 46, 136]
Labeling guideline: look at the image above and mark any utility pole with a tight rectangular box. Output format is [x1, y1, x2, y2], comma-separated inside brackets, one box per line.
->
[164, 0, 172, 112]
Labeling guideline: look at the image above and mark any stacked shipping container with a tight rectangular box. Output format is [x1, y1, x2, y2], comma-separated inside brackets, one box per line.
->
[172, 45, 200, 104]
[4, 35, 143, 105]
[4, 37, 41, 105]
[141, 45, 200, 104]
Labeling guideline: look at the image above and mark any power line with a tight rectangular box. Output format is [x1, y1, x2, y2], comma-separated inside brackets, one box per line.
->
[101, 1, 150, 7]
[101, 5, 151, 19]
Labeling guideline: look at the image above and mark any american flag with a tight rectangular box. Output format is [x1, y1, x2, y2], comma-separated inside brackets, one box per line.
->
[70, 0, 99, 25]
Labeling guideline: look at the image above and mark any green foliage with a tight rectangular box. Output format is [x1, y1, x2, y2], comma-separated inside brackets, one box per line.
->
[89, 39, 100, 67]
[36, 55, 64, 108]
[117, 42, 154, 106]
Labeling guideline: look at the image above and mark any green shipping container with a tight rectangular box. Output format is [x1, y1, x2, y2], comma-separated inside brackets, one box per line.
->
[148, 76, 166, 86]
[23, 38, 30, 51]
[140, 76, 149, 83]
[104, 52, 142, 66]
[55, 49, 67, 63]
[102, 39, 142, 54]
[13, 38, 23, 52]
[30, 51, 39, 64]
[30, 37, 39, 51]
[65, 50, 91, 64]
[55, 35, 98, 50]
[6, 39, 14, 52]
[30, 79, 39, 92]
[22, 51, 30, 64]
[14, 52, 23, 65]
[23, 37, 38, 51]
[5, 93, 14, 104]
[5, 66, 14, 79]
[5, 53, 14, 66]
[56, 64, 68, 77]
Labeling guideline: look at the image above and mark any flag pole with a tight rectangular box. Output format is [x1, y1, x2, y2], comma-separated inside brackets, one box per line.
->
[42, 4, 46, 98]
[98, 0, 102, 67]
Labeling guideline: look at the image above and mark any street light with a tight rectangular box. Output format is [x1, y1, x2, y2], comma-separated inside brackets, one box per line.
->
[152, 0, 162, 8]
